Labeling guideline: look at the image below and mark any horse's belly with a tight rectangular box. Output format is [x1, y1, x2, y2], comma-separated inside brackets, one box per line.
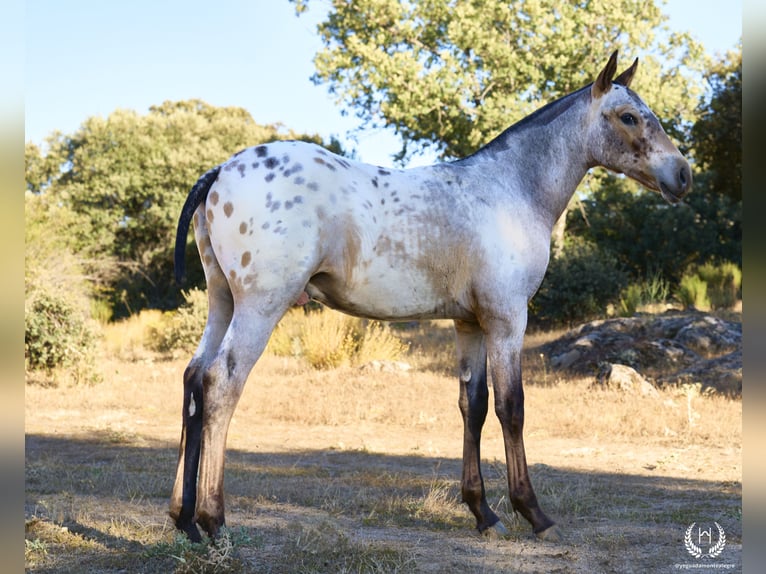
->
[306, 265, 472, 321]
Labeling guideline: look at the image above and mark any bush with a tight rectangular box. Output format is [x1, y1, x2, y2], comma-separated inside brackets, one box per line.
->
[148, 293, 408, 367]
[675, 262, 741, 311]
[150, 288, 208, 354]
[567, 174, 741, 285]
[530, 238, 629, 326]
[695, 262, 742, 309]
[299, 309, 359, 369]
[270, 307, 408, 369]
[676, 274, 710, 311]
[25, 291, 98, 380]
[618, 273, 670, 316]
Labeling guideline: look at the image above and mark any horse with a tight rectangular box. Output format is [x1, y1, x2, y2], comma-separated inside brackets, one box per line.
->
[169, 51, 691, 543]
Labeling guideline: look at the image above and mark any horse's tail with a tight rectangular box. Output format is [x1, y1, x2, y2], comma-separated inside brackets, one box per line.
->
[174, 166, 221, 285]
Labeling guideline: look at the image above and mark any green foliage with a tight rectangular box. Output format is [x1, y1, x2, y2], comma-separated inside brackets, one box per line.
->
[697, 261, 742, 309]
[25, 291, 99, 382]
[530, 238, 629, 326]
[618, 273, 670, 316]
[691, 48, 741, 200]
[143, 528, 251, 573]
[150, 288, 208, 354]
[25, 192, 103, 384]
[618, 283, 643, 317]
[567, 174, 741, 285]
[679, 262, 742, 310]
[296, 0, 704, 162]
[26, 100, 337, 317]
[676, 274, 710, 311]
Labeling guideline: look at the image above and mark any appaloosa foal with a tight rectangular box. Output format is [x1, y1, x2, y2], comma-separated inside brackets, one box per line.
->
[170, 51, 691, 543]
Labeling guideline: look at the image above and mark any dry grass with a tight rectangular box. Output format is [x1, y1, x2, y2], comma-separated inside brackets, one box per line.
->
[100, 309, 166, 360]
[25, 314, 742, 572]
[269, 308, 409, 369]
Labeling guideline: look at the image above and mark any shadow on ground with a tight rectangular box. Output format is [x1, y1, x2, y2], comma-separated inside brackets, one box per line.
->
[25, 432, 742, 573]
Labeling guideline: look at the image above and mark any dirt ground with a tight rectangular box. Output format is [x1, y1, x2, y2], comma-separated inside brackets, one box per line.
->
[25, 327, 742, 573]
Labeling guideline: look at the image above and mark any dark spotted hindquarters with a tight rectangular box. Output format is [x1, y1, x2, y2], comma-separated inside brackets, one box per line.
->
[175, 166, 222, 284]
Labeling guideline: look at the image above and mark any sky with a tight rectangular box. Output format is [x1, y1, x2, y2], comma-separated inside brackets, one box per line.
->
[24, 0, 742, 168]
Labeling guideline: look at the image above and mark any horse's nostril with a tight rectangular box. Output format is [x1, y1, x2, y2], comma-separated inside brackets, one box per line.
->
[679, 166, 689, 188]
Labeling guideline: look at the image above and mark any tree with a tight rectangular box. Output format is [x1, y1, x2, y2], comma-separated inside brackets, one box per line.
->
[294, 0, 705, 163]
[26, 100, 340, 317]
[690, 47, 741, 201]
[566, 173, 741, 284]
[294, 0, 706, 258]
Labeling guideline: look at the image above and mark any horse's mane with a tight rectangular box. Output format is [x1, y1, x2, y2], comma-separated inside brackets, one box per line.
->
[458, 83, 592, 161]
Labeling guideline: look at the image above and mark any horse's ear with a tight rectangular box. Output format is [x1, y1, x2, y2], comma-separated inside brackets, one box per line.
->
[592, 50, 619, 99]
[614, 57, 639, 88]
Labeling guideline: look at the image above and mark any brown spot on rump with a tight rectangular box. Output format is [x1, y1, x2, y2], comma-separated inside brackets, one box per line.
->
[210, 191, 220, 205]
[241, 251, 251, 267]
[229, 269, 237, 280]
[313, 157, 336, 171]
[206, 208, 215, 222]
[239, 222, 248, 234]
[223, 202, 234, 217]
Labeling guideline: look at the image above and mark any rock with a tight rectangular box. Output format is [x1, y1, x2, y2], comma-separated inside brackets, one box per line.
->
[551, 349, 581, 369]
[538, 311, 741, 396]
[360, 360, 412, 373]
[659, 350, 742, 395]
[595, 363, 659, 397]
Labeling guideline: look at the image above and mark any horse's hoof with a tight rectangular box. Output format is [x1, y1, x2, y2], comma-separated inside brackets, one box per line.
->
[482, 520, 510, 540]
[176, 520, 202, 543]
[535, 523, 563, 542]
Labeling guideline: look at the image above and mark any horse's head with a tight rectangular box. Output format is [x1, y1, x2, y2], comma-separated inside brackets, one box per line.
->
[587, 51, 692, 204]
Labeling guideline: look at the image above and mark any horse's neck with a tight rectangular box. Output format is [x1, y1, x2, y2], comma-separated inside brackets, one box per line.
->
[465, 93, 592, 229]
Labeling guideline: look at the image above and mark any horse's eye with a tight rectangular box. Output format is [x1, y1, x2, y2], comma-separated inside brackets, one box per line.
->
[620, 113, 638, 126]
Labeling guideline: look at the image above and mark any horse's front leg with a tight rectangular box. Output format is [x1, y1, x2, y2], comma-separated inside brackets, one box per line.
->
[484, 310, 561, 542]
[454, 320, 507, 536]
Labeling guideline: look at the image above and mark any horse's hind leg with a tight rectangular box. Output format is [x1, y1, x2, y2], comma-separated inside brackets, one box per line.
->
[170, 209, 234, 541]
[193, 298, 289, 538]
[454, 320, 506, 536]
